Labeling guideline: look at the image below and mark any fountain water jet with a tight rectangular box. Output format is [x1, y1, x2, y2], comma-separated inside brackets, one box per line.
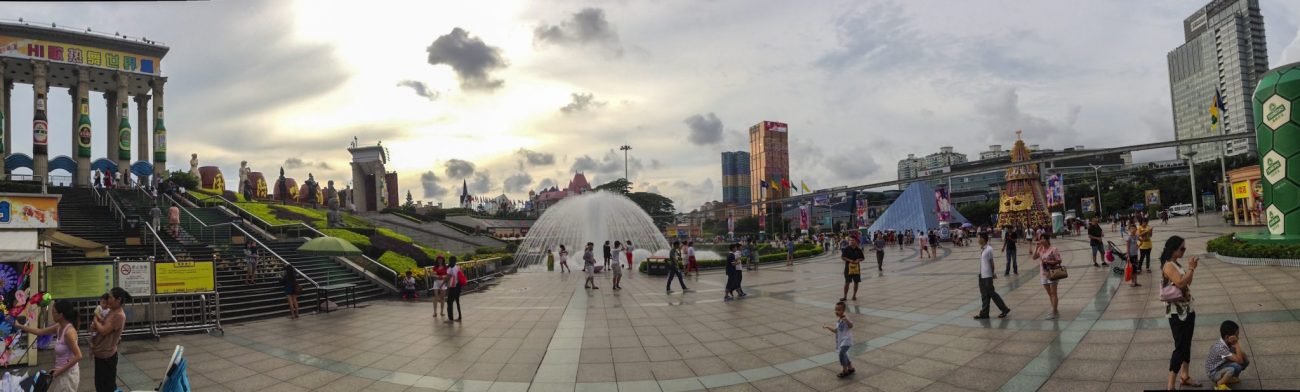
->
[515, 192, 671, 267]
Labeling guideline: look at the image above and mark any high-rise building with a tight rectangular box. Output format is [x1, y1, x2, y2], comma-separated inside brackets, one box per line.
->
[749, 121, 789, 215]
[896, 146, 967, 189]
[1167, 0, 1268, 163]
[720, 151, 751, 205]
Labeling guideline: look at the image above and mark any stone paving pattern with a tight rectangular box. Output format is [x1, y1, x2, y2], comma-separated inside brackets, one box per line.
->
[37, 217, 1300, 391]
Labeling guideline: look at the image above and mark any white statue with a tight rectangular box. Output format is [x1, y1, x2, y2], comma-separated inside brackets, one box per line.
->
[189, 153, 199, 176]
[238, 161, 250, 194]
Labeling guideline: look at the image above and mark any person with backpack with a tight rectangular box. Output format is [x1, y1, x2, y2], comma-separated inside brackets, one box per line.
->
[444, 257, 465, 323]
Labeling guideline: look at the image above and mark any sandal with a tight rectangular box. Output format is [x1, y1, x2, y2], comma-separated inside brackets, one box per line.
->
[1180, 378, 1202, 388]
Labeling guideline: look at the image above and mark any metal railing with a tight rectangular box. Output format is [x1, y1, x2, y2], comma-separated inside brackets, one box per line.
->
[140, 222, 179, 264]
[0, 174, 47, 193]
[185, 192, 399, 286]
[67, 290, 221, 340]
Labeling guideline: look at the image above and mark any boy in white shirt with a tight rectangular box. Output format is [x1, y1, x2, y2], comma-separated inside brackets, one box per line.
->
[823, 301, 855, 378]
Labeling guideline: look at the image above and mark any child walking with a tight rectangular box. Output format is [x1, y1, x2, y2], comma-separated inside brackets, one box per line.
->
[824, 301, 855, 378]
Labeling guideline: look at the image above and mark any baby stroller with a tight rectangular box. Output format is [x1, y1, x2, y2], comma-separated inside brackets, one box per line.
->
[1105, 241, 1128, 275]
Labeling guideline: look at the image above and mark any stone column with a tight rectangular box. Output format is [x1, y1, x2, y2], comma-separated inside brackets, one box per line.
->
[0, 60, 6, 175]
[114, 72, 130, 173]
[32, 61, 48, 182]
[105, 92, 118, 170]
[151, 78, 166, 177]
[74, 67, 91, 187]
[135, 95, 149, 162]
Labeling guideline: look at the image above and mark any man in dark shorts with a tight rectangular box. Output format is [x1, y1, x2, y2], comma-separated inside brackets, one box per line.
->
[602, 241, 612, 268]
[1087, 218, 1105, 267]
[841, 236, 864, 301]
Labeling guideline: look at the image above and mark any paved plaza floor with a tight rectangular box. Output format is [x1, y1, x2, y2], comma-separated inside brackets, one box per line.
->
[48, 216, 1300, 391]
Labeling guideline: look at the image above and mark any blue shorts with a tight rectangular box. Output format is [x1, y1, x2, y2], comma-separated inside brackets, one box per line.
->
[1091, 243, 1104, 257]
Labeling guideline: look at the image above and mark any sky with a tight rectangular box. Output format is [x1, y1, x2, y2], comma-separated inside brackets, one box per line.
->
[5, 0, 1300, 212]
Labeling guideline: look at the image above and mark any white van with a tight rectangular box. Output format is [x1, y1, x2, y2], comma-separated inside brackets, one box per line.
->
[1167, 204, 1194, 216]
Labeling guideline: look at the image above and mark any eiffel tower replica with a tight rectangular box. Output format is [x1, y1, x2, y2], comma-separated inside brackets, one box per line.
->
[995, 131, 1051, 230]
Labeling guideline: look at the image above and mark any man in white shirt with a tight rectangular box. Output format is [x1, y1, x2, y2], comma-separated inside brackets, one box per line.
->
[975, 234, 1011, 319]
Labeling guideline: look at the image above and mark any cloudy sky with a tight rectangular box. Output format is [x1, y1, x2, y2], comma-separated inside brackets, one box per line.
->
[6, 0, 1300, 211]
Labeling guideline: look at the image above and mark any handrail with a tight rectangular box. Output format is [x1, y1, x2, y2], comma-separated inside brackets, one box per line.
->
[163, 193, 323, 290]
[141, 222, 179, 263]
[187, 193, 398, 280]
[106, 190, 128, 223]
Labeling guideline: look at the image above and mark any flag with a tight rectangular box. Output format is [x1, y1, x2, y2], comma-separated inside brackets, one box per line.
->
[801, 181, 811, 193]
[770, 177, 780, 191]
[759, 180, 767, 191]
[781, 177, 790, 190]
[1209, 88, 1226, 130]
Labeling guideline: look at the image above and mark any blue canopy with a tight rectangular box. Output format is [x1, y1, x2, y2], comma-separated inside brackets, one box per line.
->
[867, 182, 969, 234]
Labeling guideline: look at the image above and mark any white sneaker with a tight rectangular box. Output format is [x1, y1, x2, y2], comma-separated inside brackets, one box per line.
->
[1045, 313, 1058, 320]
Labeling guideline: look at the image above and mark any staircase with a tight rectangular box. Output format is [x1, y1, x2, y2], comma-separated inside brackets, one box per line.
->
[50, 188, 152, 263]
[365, 213, 505, 254]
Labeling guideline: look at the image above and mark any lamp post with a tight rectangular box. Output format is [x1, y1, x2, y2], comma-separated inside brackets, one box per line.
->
[619, 144, 632, 181]
[1088, 164, 1103, 218]
[1185, 150, 1199, 228]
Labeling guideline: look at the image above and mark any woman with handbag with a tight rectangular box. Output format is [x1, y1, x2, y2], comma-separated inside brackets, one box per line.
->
[1160, 236, 1201, 389]
[432, 257, 448, 318]
[1031, 235, 1063, 320]
[14, 300, 81, 392]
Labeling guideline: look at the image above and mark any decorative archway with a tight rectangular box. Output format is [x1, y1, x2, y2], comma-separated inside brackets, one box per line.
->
[5, 154, 33, 172]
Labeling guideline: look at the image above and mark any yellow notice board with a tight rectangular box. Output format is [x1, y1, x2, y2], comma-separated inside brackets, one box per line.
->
[47, 264, 114, 299]
[1233, 181, 1251, 199]
[155, 261, 215, 294]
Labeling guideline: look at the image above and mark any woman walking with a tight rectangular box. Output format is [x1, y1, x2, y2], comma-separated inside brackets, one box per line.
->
[15, 300, 81, 392]
[558, 245, 571, 273]
[432, 257, 447, 318]
[1161, 236, 1200, 389]
[1032, 235, 1062, 320]
[625, 240, 635, 269]
[281, 268, 301, 319]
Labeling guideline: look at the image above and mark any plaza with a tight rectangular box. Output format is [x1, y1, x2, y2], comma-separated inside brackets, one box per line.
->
[39, 216, 1300, 391]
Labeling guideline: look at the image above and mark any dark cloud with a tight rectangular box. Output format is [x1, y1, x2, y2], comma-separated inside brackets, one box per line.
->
[560, 92, 606, 115]
[283, 157, 332, 170]
[683, 113, 724, 145]
[443, 159, 477, 179]
[503, 172, 534, 193]
[469, 172, 494, 194]
[650, 159, 662, 170]
[538, 178, 557, 190]
[421, 171, 449, 198]
[570, 149, 643, 177]
[823, 150, 880, 181]
[426, 27, 507, 91]
[975, 87, 1082, 146]
[396, 80, 439, 101]
[534, 8, 623, 57]
[516, 148, 556, 166]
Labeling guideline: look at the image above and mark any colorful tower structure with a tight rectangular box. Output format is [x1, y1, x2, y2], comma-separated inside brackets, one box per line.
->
[995, 131, 1051, 229]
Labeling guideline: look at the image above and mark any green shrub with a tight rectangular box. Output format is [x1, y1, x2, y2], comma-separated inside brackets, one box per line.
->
[376, 227, 413, 243]
[1207, 234, 1300, 259]
[475, 246, 506, 255]
[378, 251, 422, 278]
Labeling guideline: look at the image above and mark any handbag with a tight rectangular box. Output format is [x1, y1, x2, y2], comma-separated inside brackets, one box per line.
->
[1047, 264, 1068, 280]
[1159, 284, 1185, 302]
[1105, 249, 1114, 262]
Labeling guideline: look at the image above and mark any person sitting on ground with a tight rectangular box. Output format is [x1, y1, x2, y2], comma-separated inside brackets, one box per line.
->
[1205, 320, 1249, 390]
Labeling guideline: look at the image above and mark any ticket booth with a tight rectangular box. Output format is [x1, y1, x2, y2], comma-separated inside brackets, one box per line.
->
[1227, 165, 1263, 226]
[0, 193, 59, 368]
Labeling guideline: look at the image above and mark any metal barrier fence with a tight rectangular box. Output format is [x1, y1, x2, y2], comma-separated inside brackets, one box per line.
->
[64, 291, 221, 340]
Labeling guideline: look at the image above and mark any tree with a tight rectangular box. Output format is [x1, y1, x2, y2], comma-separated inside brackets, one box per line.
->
[594, 178, 632, 194]
[627, 191, 676, 228]
[166, 170, 199, 190]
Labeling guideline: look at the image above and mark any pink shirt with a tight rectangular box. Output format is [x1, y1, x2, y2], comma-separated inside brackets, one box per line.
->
[1037, 246, 1061, 279]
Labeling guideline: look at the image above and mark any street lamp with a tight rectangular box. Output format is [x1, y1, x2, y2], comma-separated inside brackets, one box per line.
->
[619, 144, 632, 181]
[1088, 164, 1103, 218]
[1185, 150, 1199, 228]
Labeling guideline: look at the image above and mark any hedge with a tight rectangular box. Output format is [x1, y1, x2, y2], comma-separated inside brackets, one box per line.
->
[640, 246, 824, 272]
[1207, 234, 1300, 259]
[379, 251, 425, 279]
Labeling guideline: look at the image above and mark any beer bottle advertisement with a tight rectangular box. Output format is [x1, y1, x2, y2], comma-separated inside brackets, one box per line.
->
[117, 102, 131, 160]
[33, 94, 47, 155]
[77, 98, 93, 158]
[154, 107, 166, 162]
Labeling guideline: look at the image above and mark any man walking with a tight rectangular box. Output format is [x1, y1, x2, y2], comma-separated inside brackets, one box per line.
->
[666, 241, 687, 293]
[91, 287, 130, 392]
[841, 237, 864, 301]
[872, 233, 886, 271]
[1087, 218, 1105, 267]
[1001, 226, 1019, 276]
[974, 235, 1011, 319]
